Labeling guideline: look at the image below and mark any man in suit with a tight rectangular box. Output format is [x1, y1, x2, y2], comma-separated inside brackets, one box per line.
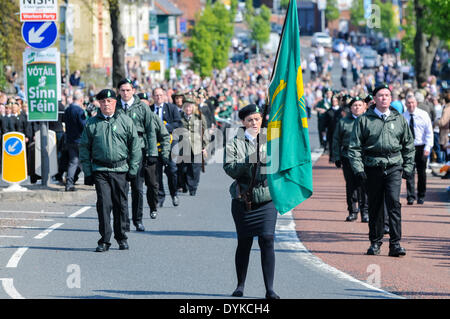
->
[152, 87, 183, 207]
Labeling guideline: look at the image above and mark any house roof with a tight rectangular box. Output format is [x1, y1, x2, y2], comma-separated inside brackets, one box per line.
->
[154, 0, 183, 16]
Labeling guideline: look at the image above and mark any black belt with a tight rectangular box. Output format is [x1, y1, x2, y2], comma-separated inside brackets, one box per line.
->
[364, 151, 401, 158]
[93, 159, 127, 168]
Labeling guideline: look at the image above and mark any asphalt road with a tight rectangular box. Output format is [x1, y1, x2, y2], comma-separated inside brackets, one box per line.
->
[0, 114, 402, 300]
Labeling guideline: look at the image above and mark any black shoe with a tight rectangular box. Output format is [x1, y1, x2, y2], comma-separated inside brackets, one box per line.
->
[189, 190, 196, 196]
[172, 195, 180, 206]
[384, 226, 390, 234]
[119, 241, 129, 250]
[407, 199, 414, 205]
[158, 199, 164, 208]
[95, 243, 110, 252]
[65, 186, 76, 192]
[367, 243, 381, 255]
[265, 290, 280, 299]
[417, 198, 424, 204]
[150, 210, 158, 219]
[182, 188, 188, 193]
[231, 287, 244, 297]
[389, 245, 406, 257]
[345, 213, 358, 222]
[361, 214, 369, 223]
[135, 223, 145, 232]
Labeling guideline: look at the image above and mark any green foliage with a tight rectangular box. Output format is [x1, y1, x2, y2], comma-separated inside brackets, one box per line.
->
[325, 0, 340, 22]
[246, 4, 271, 53]
[188, 2, 235, 77]
[0, 0, 26, 90]
[401, 1, 416, 63]
[417, 0, 450, 41]
[280, 0, 290, 10]
[374, 0, 398, 38]
[350, 0, 365, 28]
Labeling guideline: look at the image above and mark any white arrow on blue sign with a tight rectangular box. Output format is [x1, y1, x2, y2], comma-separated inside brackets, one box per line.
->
[22, 21, 58, 50]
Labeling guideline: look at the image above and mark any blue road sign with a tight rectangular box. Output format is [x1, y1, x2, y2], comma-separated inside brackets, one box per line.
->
[22, 22, 58, 50]
[4, 137, 24, 156]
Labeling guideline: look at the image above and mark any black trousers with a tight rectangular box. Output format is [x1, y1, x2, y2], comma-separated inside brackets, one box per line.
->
[128, 149, 145, 226]
[365, 165, 402, 247]
[342, 158, 368, 215]
[179, 153, 202, 193]
[143, 157, 159, 212]
[157, 156, 178, 200]
[94, 171, 128, 245]
[406, 145, 427, 201]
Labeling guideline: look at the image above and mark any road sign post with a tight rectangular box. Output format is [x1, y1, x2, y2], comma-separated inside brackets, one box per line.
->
[2, 132, 28, 192]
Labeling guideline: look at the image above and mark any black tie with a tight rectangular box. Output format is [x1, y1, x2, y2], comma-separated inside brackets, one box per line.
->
[409, 114, 415, 139]
[124, 103, 128, 111]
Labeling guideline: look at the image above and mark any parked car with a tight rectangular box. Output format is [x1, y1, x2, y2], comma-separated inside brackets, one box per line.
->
[360, 48, 380, 69]
[311, 32, 332, 48]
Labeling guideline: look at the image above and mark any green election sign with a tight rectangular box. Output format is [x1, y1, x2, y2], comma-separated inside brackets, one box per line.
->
[23, 48, 61, 121]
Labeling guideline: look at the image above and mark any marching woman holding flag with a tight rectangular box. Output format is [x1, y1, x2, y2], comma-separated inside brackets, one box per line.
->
[223, 104, 280, 299]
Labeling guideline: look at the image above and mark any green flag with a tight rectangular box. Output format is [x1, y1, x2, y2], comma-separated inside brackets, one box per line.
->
[267, 0, 313, 214]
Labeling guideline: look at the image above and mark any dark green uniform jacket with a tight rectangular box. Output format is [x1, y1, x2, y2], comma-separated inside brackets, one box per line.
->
[223, 130, 271, 204]
[79, 110, 142, 177]
[148, 111, 170, 160]
[180, 112, 207, 156]
[332, 114, 358, 162]
[117, 95, 153, 153]
[348, 106, 415, 174]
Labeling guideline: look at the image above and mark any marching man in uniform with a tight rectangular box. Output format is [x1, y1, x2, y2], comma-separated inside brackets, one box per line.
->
[79, 89, 141, 252]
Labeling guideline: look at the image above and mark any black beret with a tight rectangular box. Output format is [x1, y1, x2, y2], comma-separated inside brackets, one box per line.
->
[117, 78, 133, 88]
[137, 92, 148, 100]
[348, 96, 364, 107]
[96, 89, 116, 100]
[364, 94, 373, 103]
[372, 84, 391, 96]
[238, 104, 262, 120]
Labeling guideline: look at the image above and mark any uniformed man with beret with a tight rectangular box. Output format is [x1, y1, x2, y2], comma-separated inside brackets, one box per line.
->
[137, 91, 171, 219]
[79, 89, 141, 252]
[117, 78, 154, 231]
[332, 96, 368, 222]
[348, 84, 415, 257]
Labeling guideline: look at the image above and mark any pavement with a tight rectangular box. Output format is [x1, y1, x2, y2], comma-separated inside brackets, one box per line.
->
[293, 153, 450, 299]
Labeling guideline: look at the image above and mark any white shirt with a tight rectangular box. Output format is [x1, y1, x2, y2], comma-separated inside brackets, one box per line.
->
[403, 108, 434, 152]
[121, 96, 134, 110]
[374, 106, 391, 119]
[244, 130, 257, 145]
[154, 103, 164, 121]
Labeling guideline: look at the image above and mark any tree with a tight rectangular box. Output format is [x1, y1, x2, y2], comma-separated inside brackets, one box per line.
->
[246, 4, 271, 56]
[350, 0, 366, 29]
[108, 0, 126, 88]
[412, 0, 449, 86]
[0, 0, 26, 91]
[325, 0, 340, 23]
[188, 1, 235, 77]
[374, 0, 398, 39]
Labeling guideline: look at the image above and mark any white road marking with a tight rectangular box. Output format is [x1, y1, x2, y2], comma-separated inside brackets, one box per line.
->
[0, 217, 54, 222]
[0, 278, 24, 299]
[34, 223, 64, 239]
[6, 248, 29, 268]
[0, 235, 23, 238]
[0, 226, 40, 229]
[68, 206, 91, 218]
[0, 210, 65, 215]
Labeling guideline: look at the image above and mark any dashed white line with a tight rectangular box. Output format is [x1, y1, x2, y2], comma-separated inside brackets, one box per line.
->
[6, 248, 29, 268]
[68, 206, 91, 218]
[0, 278, 24, 299]
[0, 210, 65, 215]
[0, 217, 54, 222]
[0, 235, 24, 238]
[0, 226, 41, 229]
[34, 223, 64, 239]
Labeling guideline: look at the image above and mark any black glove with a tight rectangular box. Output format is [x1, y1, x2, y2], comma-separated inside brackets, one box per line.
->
[126, 172, 137, 182]
[334, 160, 342, 168]
[356, 171, 367, 184]
[84, 175, 94, 186]
[402, 171, 413, 180]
